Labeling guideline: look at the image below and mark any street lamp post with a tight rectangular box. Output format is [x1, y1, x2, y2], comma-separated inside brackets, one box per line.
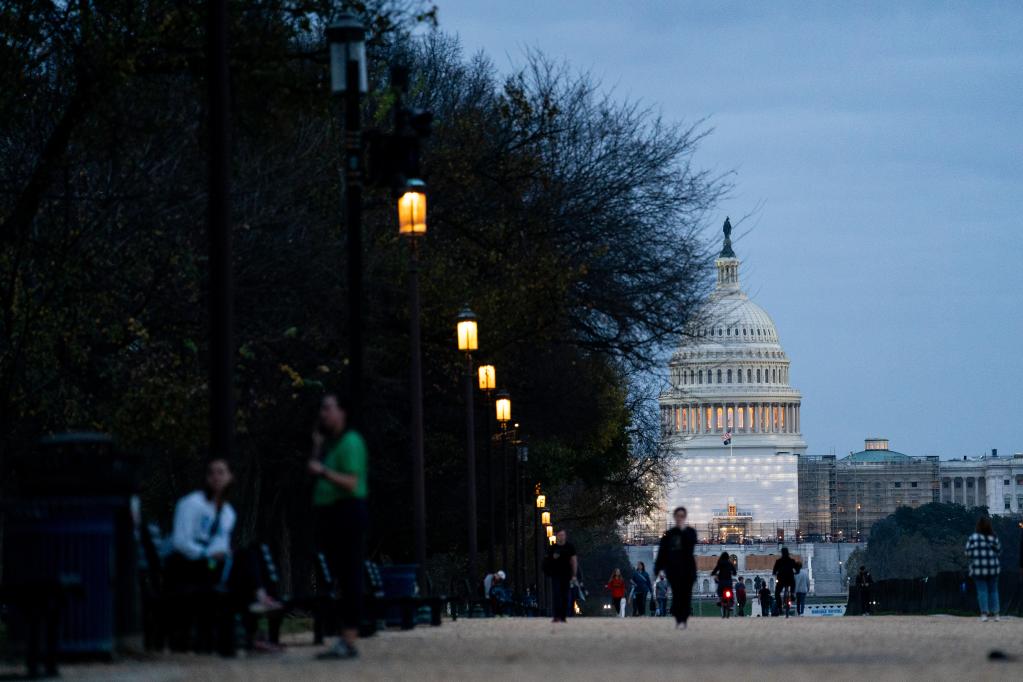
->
[457, 308, 480, 587]
[515, 439, 528, 594]
[399, 179, 428, 579]
[328, 13, 368, 419]
[535, 489, 547, 613]
[495, 390, 511, 575]
[207, 0, 234, 461]
[478, 364, 497, 572]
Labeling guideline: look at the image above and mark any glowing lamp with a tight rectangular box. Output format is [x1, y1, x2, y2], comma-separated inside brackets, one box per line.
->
[478, 364, 496, 391]
[545, 525, 554, 538]
[397, 179, 427, 236]
[548, 535, 557, 546]
[495, 389, 511, 424]
[541, 511, 551, 526]
[536, 494, 546, 509]
[456, 308, 478, 352]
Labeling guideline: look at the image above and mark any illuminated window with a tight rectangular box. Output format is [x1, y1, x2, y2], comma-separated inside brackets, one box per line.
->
[747, 407, 754, 430]
[681, 409, 688, 433]
[716, 407, 723, 429]
[780, 407, 785, 430]
[706, 407, 713, 430]
[727, 407, 734, 429]
[737, 408, 744, 429]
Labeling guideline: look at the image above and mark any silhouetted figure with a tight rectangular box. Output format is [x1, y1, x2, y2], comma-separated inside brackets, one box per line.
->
[654, 507, 697, 629]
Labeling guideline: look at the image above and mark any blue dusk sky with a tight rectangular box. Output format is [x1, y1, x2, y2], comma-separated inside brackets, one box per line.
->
[428, 1, 1023, 459]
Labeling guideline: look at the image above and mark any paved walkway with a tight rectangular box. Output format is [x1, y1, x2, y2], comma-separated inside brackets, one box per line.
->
[5, 615, 1022, 681]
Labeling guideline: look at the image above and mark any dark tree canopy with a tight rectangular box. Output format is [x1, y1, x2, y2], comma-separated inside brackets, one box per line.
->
[0, 2, 720, 587]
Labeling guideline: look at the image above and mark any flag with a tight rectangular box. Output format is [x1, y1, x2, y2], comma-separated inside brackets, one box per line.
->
[722, 432, 732, 446]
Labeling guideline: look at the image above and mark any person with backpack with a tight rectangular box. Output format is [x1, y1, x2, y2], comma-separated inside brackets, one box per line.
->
[965, 515, 1002, 622]
[630, 562, 653, 616]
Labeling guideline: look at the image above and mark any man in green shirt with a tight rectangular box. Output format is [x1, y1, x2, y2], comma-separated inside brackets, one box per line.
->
[308, 393, 368, 659]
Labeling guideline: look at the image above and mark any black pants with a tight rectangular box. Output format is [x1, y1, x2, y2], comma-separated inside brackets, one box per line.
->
[551, 578, 571, 621]
[164, 553, 232, 654]
[775, 581, 794, 612]
[667, 574, 693, 624]
[859, 588, 871, 614]
[612, 596, 623, 615]
[316, 500, 368, 631]
[634, 593, 647, 615]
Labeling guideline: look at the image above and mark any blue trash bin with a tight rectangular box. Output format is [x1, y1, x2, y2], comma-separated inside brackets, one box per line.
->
[378, 565, 419, 627]
[4, 433, 138, 658]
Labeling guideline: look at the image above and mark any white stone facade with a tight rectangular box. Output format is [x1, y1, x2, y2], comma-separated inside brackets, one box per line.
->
[659, 220, 805, 535]
[939, 453, 1023, 513]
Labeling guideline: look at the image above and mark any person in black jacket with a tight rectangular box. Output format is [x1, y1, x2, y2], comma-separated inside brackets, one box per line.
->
[772, 547, 797, 617]
[654, 506, 697, 629]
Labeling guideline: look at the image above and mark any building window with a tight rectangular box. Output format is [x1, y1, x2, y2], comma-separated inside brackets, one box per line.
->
[706, 407, 713, 431]
[757, 369, 761, 382]
[747, 369, 752, 382]
[716, 407, 724, 429]
[1016, 475, 1023, 485]
[737, 408, 744, 429]
[717, 369, 722, 384]
[941, 480, 949, 488]
[911, 482, 918, 488]
[1004, 479, 1010, 486]
[738, 368, 743, 383]
[894, 482, 901, 488]
[966, 479, 974, 488]
[727, 407, 734, 429]
[698, 370, 703, 384]
[1005, 497, 1012, 511]
[727, 369, 732, 383]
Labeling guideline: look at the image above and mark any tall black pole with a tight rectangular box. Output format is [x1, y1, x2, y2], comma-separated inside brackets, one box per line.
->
[534, 503, 543, 611]
[500, 426, 509, 573]
[485, 396, 495, 573]
[513, 444, 521, 593]
[344, 57, 363, 420]
[464, 355, 479, 588]
[516, 447, 525, 593]
[409, 242, 427, 584]
[207, 0, 233, 460]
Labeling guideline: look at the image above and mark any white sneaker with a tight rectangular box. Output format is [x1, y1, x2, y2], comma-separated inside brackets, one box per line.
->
[980, 614, 988, 622]
[993, 615, 1001, 622]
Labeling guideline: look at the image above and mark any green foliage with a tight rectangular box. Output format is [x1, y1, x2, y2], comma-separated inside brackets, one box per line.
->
[0, 2, 717, 588]
[860, 503, 1020, 579]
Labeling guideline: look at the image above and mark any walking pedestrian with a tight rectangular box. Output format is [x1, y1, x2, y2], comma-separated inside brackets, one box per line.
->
[654, 571, 669, 617]
[606, 568, 626, 617]
[855, 566, 873, 615]
[758, 583, 772, 617]
[794, 562, 809, 616]
[772, 547, 797, 616]
[711, 552, 736, 617]
[545, 529, 578, 623]
[654, 506, 697, 630]
[965, 515, 1002, 622]
[308, 393, 369, 659]
[630, 562, 653, 616]
[735, 578, 747, 617]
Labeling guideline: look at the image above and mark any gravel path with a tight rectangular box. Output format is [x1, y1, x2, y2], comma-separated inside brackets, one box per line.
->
[5, 615, 1022, 681]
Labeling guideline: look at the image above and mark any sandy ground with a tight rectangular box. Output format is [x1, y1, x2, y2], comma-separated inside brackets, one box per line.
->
[4, 615, 1022, 681]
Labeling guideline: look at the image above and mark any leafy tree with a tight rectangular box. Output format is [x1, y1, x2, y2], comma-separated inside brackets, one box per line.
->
[0, 3, 719, 590]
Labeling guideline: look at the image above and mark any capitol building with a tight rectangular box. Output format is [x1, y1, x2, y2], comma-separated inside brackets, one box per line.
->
[659, 219, 806, 541]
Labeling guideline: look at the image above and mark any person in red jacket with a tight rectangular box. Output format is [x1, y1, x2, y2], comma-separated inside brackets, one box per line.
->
[606, 568, 627, 616]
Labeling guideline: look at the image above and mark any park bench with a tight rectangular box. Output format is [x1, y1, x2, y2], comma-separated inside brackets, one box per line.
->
[0, 574, 84, 679]
[363, 561, 446, 630]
